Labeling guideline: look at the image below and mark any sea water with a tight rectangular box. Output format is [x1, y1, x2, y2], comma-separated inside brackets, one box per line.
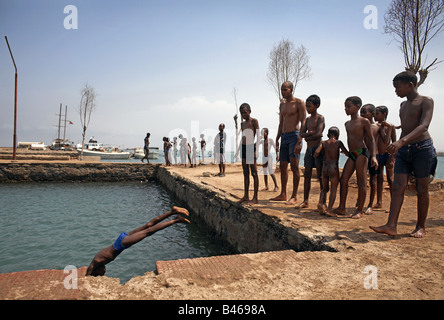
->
[0, 181, 226, 283]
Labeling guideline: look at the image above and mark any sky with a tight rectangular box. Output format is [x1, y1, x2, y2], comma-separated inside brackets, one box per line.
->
[1, 0, 443, 152]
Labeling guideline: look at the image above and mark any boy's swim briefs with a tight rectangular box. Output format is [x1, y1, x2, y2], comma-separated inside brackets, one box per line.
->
[279, 131, 300, 163]
[113, 232, 129, 252]
[349, 148, 370, 161]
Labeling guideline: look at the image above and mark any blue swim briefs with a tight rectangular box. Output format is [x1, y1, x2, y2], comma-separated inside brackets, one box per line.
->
[279, 131, 300, 163]
[113, 232, 129, 251]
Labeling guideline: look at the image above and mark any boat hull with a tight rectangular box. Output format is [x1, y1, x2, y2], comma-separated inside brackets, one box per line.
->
[134, 147, 159, 159]
[78, 149, 132, 159]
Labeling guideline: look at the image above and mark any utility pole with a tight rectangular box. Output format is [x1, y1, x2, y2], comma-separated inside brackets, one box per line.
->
[5, 36, 18, 161]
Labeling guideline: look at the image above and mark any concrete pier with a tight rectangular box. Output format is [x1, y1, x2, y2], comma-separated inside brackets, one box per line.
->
[0, 161, 443, 300]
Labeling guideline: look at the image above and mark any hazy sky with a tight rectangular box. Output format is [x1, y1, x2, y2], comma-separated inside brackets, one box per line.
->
[1, 0, 443, 151]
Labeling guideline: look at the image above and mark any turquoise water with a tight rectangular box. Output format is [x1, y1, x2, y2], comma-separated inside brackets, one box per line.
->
[0, 182, 226, 283]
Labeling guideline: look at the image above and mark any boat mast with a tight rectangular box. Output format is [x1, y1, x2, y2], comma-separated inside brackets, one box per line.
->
[57, 103, 62, 142]
[63, 105, 67, 141]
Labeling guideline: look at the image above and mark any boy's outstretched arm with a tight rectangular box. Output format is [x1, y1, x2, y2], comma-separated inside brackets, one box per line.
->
[314, 143, 323, 158]
[339, 141, 350, 158]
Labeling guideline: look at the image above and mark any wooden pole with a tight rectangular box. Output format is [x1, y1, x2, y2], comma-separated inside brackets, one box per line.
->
[5, 36, 18, 161]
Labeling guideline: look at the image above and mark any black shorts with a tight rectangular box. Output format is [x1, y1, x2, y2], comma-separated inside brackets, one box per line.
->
[394, 139, 436, 179]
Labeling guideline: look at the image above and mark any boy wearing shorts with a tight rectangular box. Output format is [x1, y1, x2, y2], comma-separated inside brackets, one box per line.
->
[371, 71, 436, 238]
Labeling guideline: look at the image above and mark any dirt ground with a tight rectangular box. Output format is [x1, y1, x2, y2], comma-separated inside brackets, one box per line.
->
[77, 163, 443, 300]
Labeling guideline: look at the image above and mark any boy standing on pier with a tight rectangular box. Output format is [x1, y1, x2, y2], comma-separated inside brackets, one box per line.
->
[333, 96, 378, 219]
[215, 124, 227, 176]
[238, 103, 260, 204]
[373, 106, 396, 210]
[270, 81, 306, 205]
[371, 71, 435, 238]
[297, 94, 325, 209]
[359, 104, 380, 215]
[314, 127, 350, 216]
[142, 133, 150, 163]
[259, 128, 279, 192]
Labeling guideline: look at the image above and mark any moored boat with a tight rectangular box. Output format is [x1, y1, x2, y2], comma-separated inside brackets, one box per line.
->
[77, 148, 132, 159]
[133, 147, 159, 159]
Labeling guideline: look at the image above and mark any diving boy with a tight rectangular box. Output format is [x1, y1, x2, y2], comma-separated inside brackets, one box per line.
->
[371, 71, 435, 238]
[333, 96, 378, 219]
[86, 207, 190, 276]
[238, 103, 260, 204]
[298, 94, 325, 209]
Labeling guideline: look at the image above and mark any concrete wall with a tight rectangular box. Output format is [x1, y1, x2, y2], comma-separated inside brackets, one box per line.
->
[156, 167, 334, 254]
[0, 162, 157, 183]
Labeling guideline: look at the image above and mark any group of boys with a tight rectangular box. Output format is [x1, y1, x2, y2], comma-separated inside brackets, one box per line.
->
[235, 71, 436, 239]
[86, 70, 435, 277]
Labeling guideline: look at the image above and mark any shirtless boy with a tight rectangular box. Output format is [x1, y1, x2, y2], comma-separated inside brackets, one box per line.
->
[373, 106, 396, 210]
[142, 133, 150, 163]
[271, 81, 306, 205]
[238, 103, 260, 204]
[86, 206, 190, 276]
[259, 128, 278, 192]
[315, 127, 350, 216]
[298, 94, 325, 209]
[200, 134, 206, 164]
[371, 71, 435, 238]
[334, 96, 378, 219]
[216, 124, 227, 176]
[360, 104, 380, 214]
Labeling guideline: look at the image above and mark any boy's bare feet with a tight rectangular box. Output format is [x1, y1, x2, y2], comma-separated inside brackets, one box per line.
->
[351, 212, 363, 219]
[325, 210, 337, 218]
[410, 227, 426, 238]
[373, 203, 382, 209]
[333, 208, 347, 216]
[317, 203, 326, 215]
[175, 215, 191, 224]
[249, 198, 259, 205]
[270, 194, 287, 201]
[285, 198, 297, 205]
[369, 225, 397, 236]
[364, 207, 373, 215]
[296, 201, 309, 209]
[238, 196, 249, 204]
[171, 206, 189, 216]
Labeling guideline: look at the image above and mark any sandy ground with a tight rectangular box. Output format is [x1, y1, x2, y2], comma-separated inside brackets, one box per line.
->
[76, 163, 443, 300]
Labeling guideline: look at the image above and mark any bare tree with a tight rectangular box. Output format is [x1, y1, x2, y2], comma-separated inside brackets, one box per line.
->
[384, 0, 444, 87]
[78, 83, 97, 159]
[267, 39, 312, 101]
